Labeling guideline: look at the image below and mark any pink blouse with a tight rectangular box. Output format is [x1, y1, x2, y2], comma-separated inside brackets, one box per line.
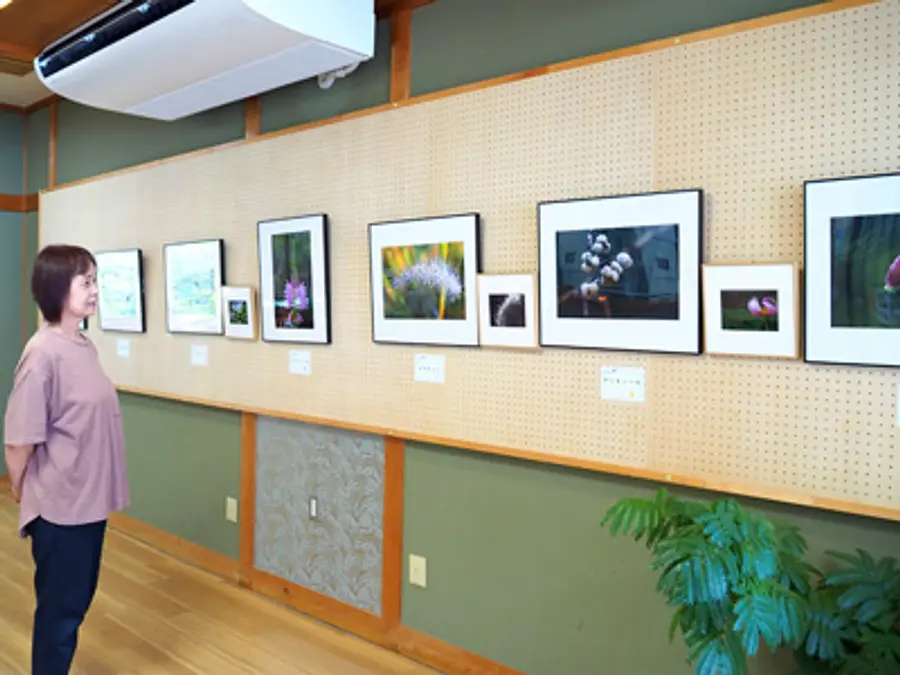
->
[4, 325, 130, 536]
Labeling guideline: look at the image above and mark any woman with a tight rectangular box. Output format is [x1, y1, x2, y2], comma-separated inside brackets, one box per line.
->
[4, 244, 130, 675]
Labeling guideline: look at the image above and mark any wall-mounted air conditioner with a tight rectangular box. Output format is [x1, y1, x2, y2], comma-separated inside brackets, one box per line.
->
[34, 0, 375, 121]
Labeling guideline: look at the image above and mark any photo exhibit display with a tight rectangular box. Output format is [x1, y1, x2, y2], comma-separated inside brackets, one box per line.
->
[257, 214, 331, 344]
[805, 172, 900, 367]
[369, 213, 481, 346]
[538, 189, 702, 354]
[163, 239, 225, 335]
[94, 248, 146, 333]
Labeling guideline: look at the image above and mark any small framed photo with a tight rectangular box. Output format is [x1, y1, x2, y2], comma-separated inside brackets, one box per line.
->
[477, 274, 538, 349]
[163, 238, 226, 335]
[538, 189, 703, 354]
[805, 171, 900, 367]
[94, 248, 146, 333]
[222, 286, 257, 340]
[369, 213, 481, 346]
[702, 263, 800, 359]
[257, 214, 331, 344]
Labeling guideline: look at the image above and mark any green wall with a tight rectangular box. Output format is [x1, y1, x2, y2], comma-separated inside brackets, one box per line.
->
[18, 0, 900, 671]
[402, 444, 900, 675]
[118, 393, 242, 558]
[26, 106, 50, 194]
[409, 0, 823, 95]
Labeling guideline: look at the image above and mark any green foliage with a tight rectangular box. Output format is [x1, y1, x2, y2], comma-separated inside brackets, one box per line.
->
[794, 549, 900, 675]
[603, 489, 900, 675]
[602, 489, 817, 675]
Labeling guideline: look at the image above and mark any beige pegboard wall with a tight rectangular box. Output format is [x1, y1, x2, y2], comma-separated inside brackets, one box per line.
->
[41, 0, 900, 516]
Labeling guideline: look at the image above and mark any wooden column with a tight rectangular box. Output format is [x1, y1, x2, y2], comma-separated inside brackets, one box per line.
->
[390, 9, 412, 102]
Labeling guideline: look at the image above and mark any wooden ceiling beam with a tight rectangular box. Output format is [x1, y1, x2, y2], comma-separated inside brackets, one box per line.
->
[376, 0, 437, 20]
[0, 41, 35, 63]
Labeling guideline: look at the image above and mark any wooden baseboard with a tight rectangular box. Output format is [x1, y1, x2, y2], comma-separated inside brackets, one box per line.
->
[393, 626, 526, 675]
[109, 511, 519, 675]
[108, 512, 240, 583]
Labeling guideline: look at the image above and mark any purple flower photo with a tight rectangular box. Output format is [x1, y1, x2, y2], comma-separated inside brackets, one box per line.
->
[271, 231, 314, 329]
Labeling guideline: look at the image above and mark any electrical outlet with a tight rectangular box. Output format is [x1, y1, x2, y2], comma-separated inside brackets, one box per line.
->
[225, 497, 238, 523]
[409, 554, 427, 588]
[309, 495, 320, 521]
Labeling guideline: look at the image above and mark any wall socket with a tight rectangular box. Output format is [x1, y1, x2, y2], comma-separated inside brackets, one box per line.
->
[308, 495, 320, 521]
[225, 496, 238, 523]
[409, 554, 427, 588]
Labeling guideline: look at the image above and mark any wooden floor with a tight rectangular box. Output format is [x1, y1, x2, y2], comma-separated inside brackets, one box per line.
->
[0, 494, 438, 675]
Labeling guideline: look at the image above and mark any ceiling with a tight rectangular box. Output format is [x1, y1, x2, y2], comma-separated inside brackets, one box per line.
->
[0, 0, 426, 107]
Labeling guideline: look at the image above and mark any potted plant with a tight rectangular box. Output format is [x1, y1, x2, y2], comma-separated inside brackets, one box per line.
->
[602, 489, 818, 675]
[793, 549, 900, 674]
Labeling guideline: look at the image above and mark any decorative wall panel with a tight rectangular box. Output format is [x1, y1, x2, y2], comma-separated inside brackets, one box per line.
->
[254, 418, 384, 615]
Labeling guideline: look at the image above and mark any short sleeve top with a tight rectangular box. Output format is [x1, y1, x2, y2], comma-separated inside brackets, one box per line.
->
[3, 325, 130, 536]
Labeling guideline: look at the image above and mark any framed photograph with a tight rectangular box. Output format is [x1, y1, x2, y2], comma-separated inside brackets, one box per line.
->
[257, 214, 331, 344]
[538, 189, 703, 354]
[805, 172, 900, 367]
[222, 286, 257, 340]
[702, 263, 799, 359]
[94, 248, 146, 333]
[477, 273, 538, 349]
[369, 213, 481, 346]
[163, 238, 225, 335]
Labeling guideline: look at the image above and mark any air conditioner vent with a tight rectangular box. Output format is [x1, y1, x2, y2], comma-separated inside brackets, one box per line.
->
[38, 0, 196, 79]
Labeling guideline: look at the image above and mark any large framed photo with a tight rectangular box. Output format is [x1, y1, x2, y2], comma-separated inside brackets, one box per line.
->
[94, 248, 146, 333]
[257, 214, 331, 344]
[477, 273, 538, 350]
[163, 238, 225, 335]
[702, 263, 799, 359]
[538, 189, 703, 354]
[369, 213, 481, 346]
[805, 172, 900, 367]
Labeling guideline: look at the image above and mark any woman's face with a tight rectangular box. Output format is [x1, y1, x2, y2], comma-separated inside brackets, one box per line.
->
[66, 264, 98, 319]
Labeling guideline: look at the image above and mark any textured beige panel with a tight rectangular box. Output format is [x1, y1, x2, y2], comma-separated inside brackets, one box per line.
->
[41, 0, 900, 513]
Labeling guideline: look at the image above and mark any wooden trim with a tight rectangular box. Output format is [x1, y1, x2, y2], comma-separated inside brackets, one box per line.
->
[248, 568, 387, 646]
[108, 512, 240, 582]
[24, 95, 61, 114]
[381, 436, 405, 633]
[0, 103, 25, 115]
[48, 100, 58, 188]
[393, 625, 526, 675]
[377, 0, 436, 19]
[389, 9, 413, 102]
[0, 194, 39, 212]
[113, 383, 900, 524]
[238, 412, 257, 587]
[39, 0, 876, 196]
[244, 96, 261, 138]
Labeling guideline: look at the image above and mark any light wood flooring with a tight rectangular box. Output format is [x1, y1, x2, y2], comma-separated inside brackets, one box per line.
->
[0, 494, 438, 675]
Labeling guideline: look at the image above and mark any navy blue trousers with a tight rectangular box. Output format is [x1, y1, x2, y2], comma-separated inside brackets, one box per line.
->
[26, 517, 107, 675]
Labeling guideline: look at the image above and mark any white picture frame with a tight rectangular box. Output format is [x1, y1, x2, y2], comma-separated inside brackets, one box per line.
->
[702, 263, 800, 359]
[222, 286, 257, 340]
[257, 214, 331, 344]
[163, 238, 225, 335]
[94, 248, 146, 333]
[477, 273, 538, 350]
[804, 171, 900, 367]
[369, 213, 481, 346]
[538, 189, 703, 354]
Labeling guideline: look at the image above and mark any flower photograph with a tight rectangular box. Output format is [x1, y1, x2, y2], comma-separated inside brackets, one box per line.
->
[257, 214, 331, 344]
[381, 241, 466, 321]
[719, 290, 779, 331]
[369, 213, 481, 346]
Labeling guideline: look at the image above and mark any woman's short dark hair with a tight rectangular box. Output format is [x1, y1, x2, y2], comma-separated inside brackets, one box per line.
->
[32, 245, 96, 324]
